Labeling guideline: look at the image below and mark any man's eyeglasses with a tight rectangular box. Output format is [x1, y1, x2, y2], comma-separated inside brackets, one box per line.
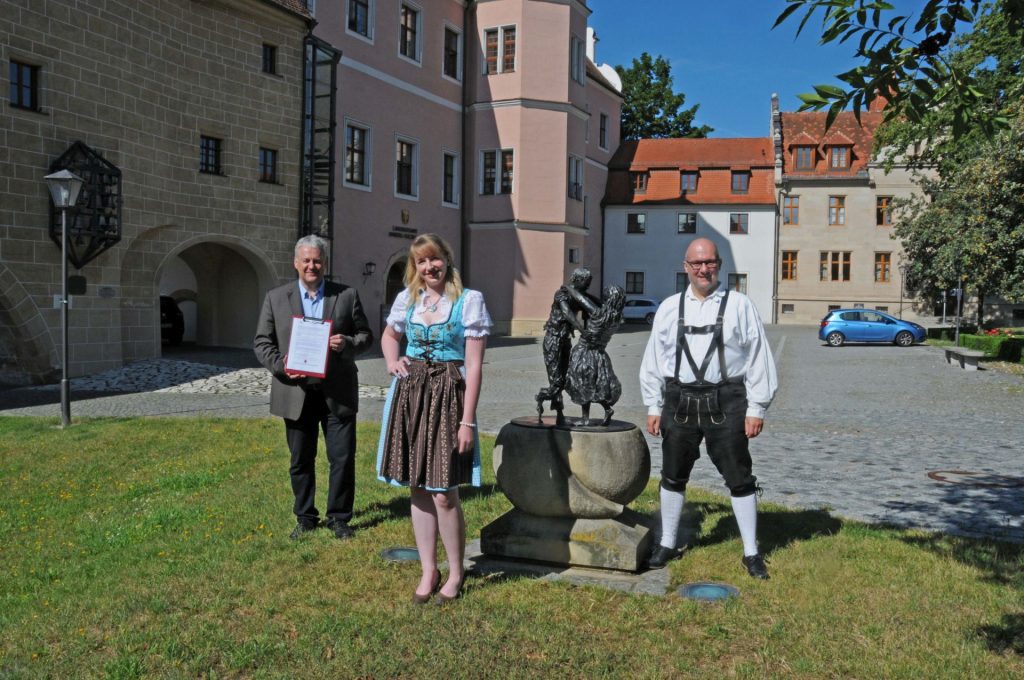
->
[685, 259, 720, 270]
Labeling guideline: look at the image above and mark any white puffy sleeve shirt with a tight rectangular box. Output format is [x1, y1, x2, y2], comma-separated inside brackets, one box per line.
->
[386, 289, 493, 338]
[638, 288, 778, 419]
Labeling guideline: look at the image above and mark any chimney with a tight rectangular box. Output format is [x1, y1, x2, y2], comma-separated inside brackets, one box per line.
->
[587, 27, 597, 62]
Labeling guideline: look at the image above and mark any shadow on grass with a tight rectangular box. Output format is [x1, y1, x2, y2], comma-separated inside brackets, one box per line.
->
[897, 532, 1024, 588]
[974, 612, 1024, 656]
[352, 483, 502, 532]
[688, 500, 844, 556]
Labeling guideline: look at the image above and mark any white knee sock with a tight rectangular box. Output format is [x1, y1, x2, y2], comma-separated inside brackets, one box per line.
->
[731, 493, 759, 556]
[659, 487, 685, 548]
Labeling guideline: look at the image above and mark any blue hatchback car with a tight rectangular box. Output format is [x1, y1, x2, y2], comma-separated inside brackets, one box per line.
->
[818, 309, 927, 347]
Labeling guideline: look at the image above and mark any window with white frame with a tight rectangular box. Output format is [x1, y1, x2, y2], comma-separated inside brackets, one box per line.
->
[345, 122, 371, 187]
[599, 113, 608, 149]
[481, 149, 513, 195]
[484, 26, 516, 74]
[442, 151, 459, 206]
[727, 273, 748, 294]
[729, 213, 749, 234]
[399, 3, 421, 62]
[568, 247, 580, 264]
[570, 35, 585, 84]
[347, 0, 373, 40]
[677, 213, 696, 234]
[395, 137, 418, 198]
[567, 155, 583, 201]
[443, 25, 462, 81]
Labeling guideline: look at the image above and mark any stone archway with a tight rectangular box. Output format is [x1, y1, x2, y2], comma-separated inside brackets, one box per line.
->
[0, 263, 55, 386]
[120, 227, 280, 363]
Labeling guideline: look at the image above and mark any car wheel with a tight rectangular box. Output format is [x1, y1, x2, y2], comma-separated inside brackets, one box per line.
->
[894, 331, 913, 347]
[826, 331, 845, 347]
[644, 312, 655, 325]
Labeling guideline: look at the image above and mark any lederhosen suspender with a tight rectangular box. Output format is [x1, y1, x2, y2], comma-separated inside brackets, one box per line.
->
[673, 290, 730, 387]
[669, 290, 731, 426]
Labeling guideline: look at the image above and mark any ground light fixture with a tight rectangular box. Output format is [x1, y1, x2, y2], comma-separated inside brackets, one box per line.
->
[678, 582, 739, 601]
[380, 547, 420, 563]
[44, 169, 84, 428]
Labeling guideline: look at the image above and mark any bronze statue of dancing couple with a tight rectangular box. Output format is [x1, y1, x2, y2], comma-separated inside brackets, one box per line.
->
[535, 267, 626, 427]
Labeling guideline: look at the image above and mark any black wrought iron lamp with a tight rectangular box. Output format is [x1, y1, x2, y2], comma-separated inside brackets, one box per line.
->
[44, 169, 84, 428]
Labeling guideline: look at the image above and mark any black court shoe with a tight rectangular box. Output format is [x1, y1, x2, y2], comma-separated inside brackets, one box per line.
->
[647, 545, 684, 569]
[741, 553, 770, 579]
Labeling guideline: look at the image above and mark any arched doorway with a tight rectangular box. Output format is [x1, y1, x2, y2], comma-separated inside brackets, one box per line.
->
[385, 261, 405, 307]
[157, 242, 264, 349]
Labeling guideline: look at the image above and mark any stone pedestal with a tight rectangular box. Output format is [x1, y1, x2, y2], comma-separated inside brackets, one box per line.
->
[481, 508, 652, 572]
[481, 418, 653, 572]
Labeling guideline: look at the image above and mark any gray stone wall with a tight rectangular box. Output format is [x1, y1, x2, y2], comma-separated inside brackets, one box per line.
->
[0, 0, 309, 382]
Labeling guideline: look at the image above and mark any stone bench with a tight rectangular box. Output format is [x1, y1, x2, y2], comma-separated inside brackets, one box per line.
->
[944, 347, 986, 371]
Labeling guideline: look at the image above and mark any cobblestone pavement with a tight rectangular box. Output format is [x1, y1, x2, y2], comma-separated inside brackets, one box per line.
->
[2, 326, 1022, 543]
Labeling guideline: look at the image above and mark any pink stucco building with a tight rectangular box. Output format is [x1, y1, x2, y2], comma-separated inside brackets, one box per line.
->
[313, 0, 622, 334]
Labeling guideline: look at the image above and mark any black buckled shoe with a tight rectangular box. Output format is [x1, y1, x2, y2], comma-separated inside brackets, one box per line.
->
[289, 522, 318, 540]
[325, 519, 354, 540]
[741, 553, 769, 579]
[647, 545, 684, 569]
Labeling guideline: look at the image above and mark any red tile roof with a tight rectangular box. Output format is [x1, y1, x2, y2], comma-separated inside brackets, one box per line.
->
[606, 138, 775, 205]
[779, 110, 882, 175]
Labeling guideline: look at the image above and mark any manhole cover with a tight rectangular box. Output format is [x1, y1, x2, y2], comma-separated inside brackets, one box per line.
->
[678, 582, 739, 601]
[380, 546, 420, 562]
[927, 470, 1024, 488]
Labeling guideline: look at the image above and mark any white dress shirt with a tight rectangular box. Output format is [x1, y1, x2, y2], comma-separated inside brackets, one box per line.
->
[639, 286, 778, 419]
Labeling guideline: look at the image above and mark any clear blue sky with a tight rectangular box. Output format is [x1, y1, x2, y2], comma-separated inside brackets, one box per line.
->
[587, 0, 927, 138]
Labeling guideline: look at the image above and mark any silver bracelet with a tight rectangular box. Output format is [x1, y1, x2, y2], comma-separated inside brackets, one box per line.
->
[458, 421, 476, 429]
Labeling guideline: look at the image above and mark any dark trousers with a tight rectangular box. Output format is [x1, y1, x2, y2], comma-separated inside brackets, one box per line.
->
[660, 380, 757, 497]
[284, 392, 356, 525]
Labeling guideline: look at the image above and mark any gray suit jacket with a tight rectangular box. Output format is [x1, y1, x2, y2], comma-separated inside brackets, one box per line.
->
[254, 280, 373, 420]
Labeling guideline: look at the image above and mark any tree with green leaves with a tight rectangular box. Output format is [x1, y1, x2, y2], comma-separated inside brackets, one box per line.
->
[895, 108, 1024, 309]
[777, 0, 1024, 314]
[774, 0, 1024, 139]
[614, 53, 712, 140]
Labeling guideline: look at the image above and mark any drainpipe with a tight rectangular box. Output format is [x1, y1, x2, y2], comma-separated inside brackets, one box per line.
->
[460, 1, 470, 280]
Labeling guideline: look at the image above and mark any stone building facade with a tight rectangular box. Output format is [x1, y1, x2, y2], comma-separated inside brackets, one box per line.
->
[771, 98, 932, 324]
[0, 0, 313, 385]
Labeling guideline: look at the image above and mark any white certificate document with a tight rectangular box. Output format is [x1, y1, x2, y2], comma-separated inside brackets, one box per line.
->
[285, 316, 333, 378]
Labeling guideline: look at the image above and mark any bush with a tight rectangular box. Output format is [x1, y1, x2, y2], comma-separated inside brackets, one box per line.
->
[959, 334, 1023, 362]
[926, 325, 978, 341]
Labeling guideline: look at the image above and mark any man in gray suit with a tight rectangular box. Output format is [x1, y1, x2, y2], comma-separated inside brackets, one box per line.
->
[254, 235, 373, 540]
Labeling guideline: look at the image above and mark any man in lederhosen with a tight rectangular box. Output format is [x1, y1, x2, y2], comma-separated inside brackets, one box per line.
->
[639, 238, 778, 578]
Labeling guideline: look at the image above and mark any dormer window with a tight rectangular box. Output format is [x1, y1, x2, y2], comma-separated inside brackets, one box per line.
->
[680, 171, 698, 193]
[795, 146, 815, 170]
[731, 171, 750, 194]
[631, 171, 648, 193]
[829, 146, 851, 169]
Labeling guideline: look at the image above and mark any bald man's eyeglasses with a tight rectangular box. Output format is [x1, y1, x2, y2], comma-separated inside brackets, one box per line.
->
[685, 259, 720, 270]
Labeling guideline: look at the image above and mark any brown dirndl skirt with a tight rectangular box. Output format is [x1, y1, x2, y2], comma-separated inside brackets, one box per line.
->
[378, 360, 474, 490]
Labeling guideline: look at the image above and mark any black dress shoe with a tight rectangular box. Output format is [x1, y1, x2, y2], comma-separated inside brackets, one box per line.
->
[289, 522, 318, 540]
[647, 545, 684, 569]
[325, 519, 354, 540]
[742, 553, 769, 579]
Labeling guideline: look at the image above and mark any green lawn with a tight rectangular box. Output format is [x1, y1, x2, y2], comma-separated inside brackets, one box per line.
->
[1, 417, 1021, 678]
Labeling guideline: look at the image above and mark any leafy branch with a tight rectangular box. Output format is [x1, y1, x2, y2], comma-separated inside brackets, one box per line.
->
[774, 0, 1024, 136]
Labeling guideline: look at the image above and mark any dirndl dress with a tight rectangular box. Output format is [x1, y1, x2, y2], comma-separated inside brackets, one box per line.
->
[376, 289, 491, 491]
